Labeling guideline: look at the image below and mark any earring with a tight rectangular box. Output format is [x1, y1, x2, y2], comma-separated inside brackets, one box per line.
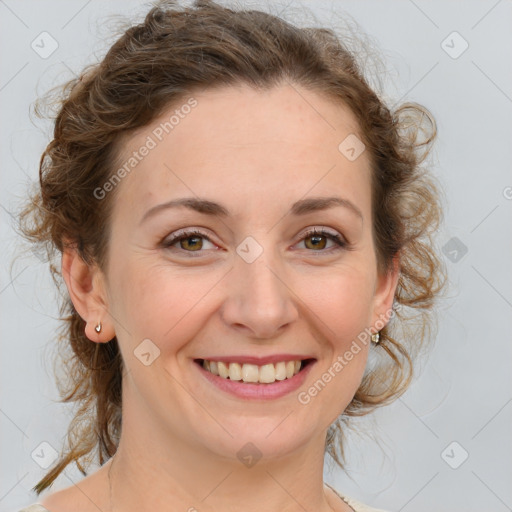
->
[95, 321, 102, 334]
[371, 331, 380, 344]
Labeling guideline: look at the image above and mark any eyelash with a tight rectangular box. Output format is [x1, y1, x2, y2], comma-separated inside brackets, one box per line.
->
[161, 228, 349, 256]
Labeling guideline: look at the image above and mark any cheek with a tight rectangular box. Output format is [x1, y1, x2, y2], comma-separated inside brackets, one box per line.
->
[300, 264, 376, 339]
[297, 270, 374, 411]
[108, 256, 226, 350]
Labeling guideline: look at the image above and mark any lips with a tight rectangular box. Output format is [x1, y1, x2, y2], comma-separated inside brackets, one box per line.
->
[194, 357, 316, 400]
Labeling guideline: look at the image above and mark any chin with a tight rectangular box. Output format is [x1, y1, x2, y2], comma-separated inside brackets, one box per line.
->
[195, 414, 321, 463]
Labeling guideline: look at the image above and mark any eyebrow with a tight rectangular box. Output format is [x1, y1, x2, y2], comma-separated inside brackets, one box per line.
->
[140, 195, 363, 225]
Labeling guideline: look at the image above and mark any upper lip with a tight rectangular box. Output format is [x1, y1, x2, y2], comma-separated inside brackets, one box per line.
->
[196, 354, 316, 365]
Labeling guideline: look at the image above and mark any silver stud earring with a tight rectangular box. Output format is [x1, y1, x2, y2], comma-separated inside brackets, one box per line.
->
[371, 331, 380, 344]
[95, 321, 102, 334]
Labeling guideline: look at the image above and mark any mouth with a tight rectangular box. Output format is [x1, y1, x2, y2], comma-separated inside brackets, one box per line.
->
[194, 358, 316, 384]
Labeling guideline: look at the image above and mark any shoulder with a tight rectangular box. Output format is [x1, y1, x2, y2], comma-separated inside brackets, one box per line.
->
[16, 506, 50, 512]
[31, 461, 111, 512]
[325, 482, 390, 512]
[31, 485, 100, 512]
[342, 495, 390, 512]
[15, 490, 72, 512]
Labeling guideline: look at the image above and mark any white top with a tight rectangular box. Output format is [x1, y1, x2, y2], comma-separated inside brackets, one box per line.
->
[325, 483, 390, 512]
[18, 486, 389, 512]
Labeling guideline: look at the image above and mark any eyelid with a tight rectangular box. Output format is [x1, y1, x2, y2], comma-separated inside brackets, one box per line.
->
[161, 228, 217, 249]
[298, 226, 346, 243]
[295, 227, 349, 252]
[161, 226, 350, 255]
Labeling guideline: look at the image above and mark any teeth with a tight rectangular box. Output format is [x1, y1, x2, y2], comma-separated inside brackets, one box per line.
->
[242, 364, 259, 383]
[201, 359, 305, 383]
[218, 361, 229, 379]
[285, 361, 295, 378]
[274, 362, 286, 381]
[209, 361, 219, 375]
[259, 364, 276, 383]
[228, 362, 242, 380]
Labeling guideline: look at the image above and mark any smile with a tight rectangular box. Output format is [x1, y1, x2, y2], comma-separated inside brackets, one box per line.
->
[200, 359, 310, 384]
[193, 356, 316, 400]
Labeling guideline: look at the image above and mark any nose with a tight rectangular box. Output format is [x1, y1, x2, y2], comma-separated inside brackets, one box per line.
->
[220, 253, 299, 339]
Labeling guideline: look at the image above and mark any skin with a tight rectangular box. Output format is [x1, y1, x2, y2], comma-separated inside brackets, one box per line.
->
[47, 83, 399, 512]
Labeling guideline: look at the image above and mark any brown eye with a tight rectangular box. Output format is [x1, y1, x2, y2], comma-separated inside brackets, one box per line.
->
[179, 235, 204, 251]
[162, 229, 216, 254]
[300, 228, 347, 252]
[304, 233, 327, 250]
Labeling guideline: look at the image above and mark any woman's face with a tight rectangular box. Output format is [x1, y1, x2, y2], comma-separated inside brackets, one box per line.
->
[95, 83, 397, 460]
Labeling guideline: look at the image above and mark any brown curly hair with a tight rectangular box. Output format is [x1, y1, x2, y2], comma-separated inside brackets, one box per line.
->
[17, 0, 445, 494]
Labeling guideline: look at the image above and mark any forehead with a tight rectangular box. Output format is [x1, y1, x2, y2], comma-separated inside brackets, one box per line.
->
[111, 83, 371, 218]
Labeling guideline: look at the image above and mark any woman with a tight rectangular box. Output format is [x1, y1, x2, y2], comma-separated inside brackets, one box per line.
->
[18, 0, 444, 511]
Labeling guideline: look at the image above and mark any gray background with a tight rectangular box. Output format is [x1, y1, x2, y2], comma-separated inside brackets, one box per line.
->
[1, 1, 511, 511]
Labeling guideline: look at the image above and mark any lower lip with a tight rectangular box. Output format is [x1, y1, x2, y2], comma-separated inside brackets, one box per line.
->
[195, 360, 315, 400]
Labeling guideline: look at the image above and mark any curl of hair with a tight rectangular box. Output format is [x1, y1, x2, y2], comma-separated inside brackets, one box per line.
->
[17, 0, 445, 493]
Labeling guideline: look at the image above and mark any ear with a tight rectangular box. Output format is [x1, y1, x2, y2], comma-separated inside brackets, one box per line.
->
[370, 253, 400, 331]
[61, 245, 115, 343]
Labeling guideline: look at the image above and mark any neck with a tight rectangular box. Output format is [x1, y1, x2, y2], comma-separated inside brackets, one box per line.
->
[107, 407, 338, 512]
